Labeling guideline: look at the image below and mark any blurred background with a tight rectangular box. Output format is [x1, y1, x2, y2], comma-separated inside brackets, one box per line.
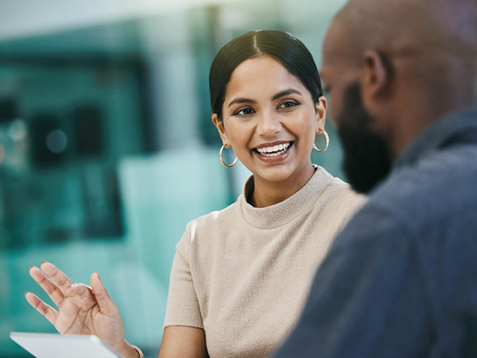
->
[0, 0, 348, 356]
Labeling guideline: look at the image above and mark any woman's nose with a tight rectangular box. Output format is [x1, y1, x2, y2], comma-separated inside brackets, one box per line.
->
[257, 111, 282, 137]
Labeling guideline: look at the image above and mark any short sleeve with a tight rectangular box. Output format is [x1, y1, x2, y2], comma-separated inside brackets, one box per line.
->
[164, 222, 204, 329]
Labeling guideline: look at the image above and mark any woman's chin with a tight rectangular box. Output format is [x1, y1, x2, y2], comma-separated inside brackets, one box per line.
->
[250, 158, 314, 185]
[252, 165, 298, 183]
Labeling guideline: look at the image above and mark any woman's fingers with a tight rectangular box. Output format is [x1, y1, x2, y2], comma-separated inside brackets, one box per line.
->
[40, 262, 73, 296]
[25, 292, 58, 325]
[66, 283, 96, 303]
[29, 266, 66, 307]
[90, 272, 118, 317]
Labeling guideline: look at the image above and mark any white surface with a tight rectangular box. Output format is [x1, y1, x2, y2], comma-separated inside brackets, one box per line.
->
[10, 332, 124, 358]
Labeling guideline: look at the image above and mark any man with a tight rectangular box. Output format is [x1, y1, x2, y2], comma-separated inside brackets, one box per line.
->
[275, 0, 477, 356]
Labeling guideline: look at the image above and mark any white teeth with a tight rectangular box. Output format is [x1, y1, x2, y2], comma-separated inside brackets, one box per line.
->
[256, 142, 291, 156]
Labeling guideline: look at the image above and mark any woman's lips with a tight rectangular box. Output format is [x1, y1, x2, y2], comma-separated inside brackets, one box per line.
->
[253, 142, 294, 163]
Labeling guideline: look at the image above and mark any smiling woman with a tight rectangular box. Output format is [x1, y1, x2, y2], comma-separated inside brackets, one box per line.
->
[213, 54, 327, 207]
[26, 30, 366, 358]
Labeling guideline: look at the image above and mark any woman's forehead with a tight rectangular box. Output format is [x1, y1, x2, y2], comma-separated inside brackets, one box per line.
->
[225, 56, 306, 100]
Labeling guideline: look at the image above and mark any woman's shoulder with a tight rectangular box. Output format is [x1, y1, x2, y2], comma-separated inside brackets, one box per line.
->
[193, 197, 241, 227]
[320, 174, 368, 219]
[321, 168, 364, 196]
[178, 197, 243, 247]
[307, 167, 366, 216]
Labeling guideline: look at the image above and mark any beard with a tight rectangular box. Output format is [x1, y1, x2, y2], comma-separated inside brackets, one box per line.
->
[336, 82, 392, 194]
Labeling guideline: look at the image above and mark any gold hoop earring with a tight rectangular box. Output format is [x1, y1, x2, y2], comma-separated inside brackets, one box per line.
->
[219, 144, 238, 168]
[313, 130, 330, 152]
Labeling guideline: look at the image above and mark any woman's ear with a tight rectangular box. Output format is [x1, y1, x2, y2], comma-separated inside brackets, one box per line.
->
[211, 113, 230, 147]
[315, 96, 328, 133]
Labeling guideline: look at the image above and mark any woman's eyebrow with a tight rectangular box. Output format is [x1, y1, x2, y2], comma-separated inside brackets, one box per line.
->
[228, 98, 257, 108]
[227, 89, 301, 107]
[271, 89, 302, 101]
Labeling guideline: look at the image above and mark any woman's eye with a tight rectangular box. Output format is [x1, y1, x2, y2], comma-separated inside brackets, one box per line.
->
[234, 108, 254, 116]
[279, 101, 300, 109]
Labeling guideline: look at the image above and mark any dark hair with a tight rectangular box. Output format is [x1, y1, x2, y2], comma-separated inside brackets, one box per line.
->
[209, 30, 323, 121]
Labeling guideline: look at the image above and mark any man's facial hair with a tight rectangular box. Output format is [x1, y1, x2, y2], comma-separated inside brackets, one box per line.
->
[336, 82, 392, 194]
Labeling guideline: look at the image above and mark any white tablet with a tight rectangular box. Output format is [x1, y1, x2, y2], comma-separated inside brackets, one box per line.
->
[10, 332, 125, 358]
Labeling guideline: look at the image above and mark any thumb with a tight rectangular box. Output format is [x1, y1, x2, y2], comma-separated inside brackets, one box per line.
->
[90, 272, 119, 317]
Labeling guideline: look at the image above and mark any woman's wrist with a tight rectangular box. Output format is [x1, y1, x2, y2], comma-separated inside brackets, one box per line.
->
[117, 339, 144, 358]
[130, 344, 145, 358]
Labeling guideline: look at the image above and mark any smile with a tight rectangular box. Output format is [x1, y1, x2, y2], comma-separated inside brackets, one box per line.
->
[253, 142, 293, 158]
[256, 142, 291, 156]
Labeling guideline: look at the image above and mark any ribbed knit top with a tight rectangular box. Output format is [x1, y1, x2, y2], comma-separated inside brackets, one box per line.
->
[164, 166, 366, 357]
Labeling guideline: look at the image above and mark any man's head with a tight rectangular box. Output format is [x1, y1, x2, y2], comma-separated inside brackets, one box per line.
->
[320, 0, 477, 193]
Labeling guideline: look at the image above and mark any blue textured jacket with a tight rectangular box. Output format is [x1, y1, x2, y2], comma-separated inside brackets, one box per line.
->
[275, 109, 477, 358]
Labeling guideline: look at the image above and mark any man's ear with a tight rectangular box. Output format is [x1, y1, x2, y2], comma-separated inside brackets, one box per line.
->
[315, 96, 328, 133]
[211, 113, 230, 146]
[361, 50, 393, 100]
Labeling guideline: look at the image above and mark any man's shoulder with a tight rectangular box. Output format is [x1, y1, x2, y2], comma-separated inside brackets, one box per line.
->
[328, 140, 477, 278]
[366, 142, 477, 232]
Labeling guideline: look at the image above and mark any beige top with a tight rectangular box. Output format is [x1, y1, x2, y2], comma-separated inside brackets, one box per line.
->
[164, 166, 366, 358]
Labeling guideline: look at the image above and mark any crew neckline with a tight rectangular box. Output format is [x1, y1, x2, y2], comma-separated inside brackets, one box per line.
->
[240, 165, 335, 229]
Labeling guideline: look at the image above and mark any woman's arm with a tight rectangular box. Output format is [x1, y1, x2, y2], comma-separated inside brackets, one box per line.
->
[158, 326, 208, 358]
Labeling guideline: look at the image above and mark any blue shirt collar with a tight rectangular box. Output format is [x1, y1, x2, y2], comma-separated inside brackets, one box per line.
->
[394, 108, 477, 170]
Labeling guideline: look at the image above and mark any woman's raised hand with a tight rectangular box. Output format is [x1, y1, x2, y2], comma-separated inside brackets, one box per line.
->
[25, 262, 139, 358]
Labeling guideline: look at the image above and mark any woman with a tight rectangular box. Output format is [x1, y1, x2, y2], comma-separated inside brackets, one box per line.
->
[26, 30, 365, 358]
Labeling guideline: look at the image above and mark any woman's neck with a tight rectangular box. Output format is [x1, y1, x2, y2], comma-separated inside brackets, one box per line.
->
[250, 164, 316, 208]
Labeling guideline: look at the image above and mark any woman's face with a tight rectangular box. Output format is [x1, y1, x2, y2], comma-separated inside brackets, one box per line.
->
[213, 55, 327, 184]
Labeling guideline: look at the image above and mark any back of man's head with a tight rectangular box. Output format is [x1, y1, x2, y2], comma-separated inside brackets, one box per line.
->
[338, 0, 477, 101]
[320, 0, 477, 192]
